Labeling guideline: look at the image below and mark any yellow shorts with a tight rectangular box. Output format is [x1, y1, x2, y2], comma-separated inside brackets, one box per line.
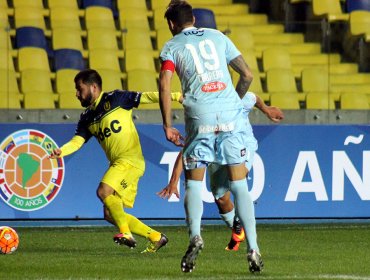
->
[101, 161, 144, 208]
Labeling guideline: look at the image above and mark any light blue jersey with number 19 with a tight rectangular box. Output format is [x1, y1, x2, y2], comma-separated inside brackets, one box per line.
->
[160, 27, 243, 117]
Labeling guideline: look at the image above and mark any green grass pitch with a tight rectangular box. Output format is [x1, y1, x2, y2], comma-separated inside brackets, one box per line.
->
[1, 223, 370, 279]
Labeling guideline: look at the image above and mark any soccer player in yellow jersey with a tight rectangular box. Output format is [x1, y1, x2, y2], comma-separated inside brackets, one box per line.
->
[49, 69, 182, 252]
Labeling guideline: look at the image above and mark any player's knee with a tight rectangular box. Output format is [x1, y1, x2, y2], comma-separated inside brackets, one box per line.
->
[96, 183, 113, 201]
[215, 194, 234, 214]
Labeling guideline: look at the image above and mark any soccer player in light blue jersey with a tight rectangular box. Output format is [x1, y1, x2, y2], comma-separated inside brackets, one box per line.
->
[158, 92, 284, 263]
[158, 1, 271, 273]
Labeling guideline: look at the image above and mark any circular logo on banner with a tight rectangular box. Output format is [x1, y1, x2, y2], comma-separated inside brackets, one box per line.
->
[0, 129, 65, 211]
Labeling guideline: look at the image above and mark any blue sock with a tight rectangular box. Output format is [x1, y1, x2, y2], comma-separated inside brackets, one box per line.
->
[229, 179, 259, 252]
[184, 179, 203, 239]
[220, 209, 235, 228]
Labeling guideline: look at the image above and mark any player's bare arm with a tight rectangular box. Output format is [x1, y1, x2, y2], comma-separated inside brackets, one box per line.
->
[157, 150, 183, 199]
[229, 55, 253, 99]
[159, 70, 184, 147]
[254, 94, 285, 123]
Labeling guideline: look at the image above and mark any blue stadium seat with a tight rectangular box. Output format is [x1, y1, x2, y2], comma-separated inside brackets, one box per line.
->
[347, 0, 370, 12]
[15, 27, 47, 50]
[193, 8, 217, 29]
[54, 49, 85, 71]
[81, 0, 112, 9]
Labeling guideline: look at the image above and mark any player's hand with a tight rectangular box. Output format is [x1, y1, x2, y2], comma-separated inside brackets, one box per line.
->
[157, 183, 180, 199]
[164, 126, 184, 147]
[266, 106, 284, 123]
[49, 148, 62, 159]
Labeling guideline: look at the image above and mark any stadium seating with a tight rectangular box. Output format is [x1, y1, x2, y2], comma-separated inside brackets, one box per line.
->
[54, 49, 85, 71]
[193, 4, 249, 16]
[0, 51, 15, 70]
[127, 69, 158, 92]
[117, 0, 148, 11]
[156, 28, 172, 50]
[262, 48, 292, 72]
[18, 47, 50, 71]
[58, 93, 81, 109]
[349, 10, 370, 37]
[301, 67, 330, 93]
[49, 7, 82, 30]
[122, 28, 153, 51]
[270, 93, 300, 109]
[266, 69, 304, 100]
[98, 69, 124, 91]
[48, 0, 79, 9]
[347, 0, 370, 12]
[0, 29, 12, 50]
[119, 8, 151, 31]
[81, 0, 113, 10]
[305, 92, 335, 109]
[193, 8, 217, 29]
[20, 69, 53, 94]
[227, 29, 255, 50]
[340, 93, 370, 109]
[89, 49, 122, 71]
[0, 7, 9, 28]
[15, 27, 48, 50]
[0, 94, 21, 109]
[14, 7, 47, 30]
[312, 0, 349, 21]
[85, 6, 116, 30]
[125, 49, 156, 72]
[0, 69, 20, 95]
[23, 92, 56, 109]
[13, 0, 44, 9]
[55, 69, 79, 94]
[87, 28, 119, 51]
[52, 27, 85, 54]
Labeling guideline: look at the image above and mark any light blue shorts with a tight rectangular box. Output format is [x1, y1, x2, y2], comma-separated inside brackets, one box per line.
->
[182, 108, 247, 170]
[209, 149, 255, 200]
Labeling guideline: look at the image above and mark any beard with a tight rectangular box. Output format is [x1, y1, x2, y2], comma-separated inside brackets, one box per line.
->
[80, 91, 93, 107]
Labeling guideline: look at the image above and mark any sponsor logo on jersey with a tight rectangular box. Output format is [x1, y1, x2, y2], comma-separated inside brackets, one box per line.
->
[0, 130, 64, 211]
[184, 29, 204, 36]
[104, 101, 111, 111]
[95, 120, 122, 142]
[201, 81, 226, 93]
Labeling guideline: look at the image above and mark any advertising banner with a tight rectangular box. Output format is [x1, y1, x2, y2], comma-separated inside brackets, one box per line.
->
[0, 124, 369, 219]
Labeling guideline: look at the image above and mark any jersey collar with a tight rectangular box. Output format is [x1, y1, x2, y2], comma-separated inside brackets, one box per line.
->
[90, 91, 104, 110]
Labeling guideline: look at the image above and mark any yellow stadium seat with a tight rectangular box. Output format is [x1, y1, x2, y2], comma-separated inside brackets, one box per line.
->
[85, 6, 115, 30]
[270, 93, 300, 109]
[88, 28, 119, 51]
[0, 51, 15, 70]
[215, 14, 268, 27]
[122, 28, 153, 51]
[48, 0, 79, 9]
[153, 7, 168, 30]
[119, 8, 151, 31]
[223, 24, 284, 35]
[89, 49, 122, 72]
[58, 93, 81, 109]
[127, 69, 158, 92]
[266, 69, 302, 100]
[227, 29, 254, 50]
[98, 69, 124, 91]
[125, 49, 156, 72]
[301, 67, 329, 93]
[0, 69, 20, 94]
[20, 69, 52, 94]
[237, 49, 259, 72]
[55, 69, 79, 94]
[0, 93, 21, 108]
[262, 48, 292, 72]
[0, 8, 10, 29]
[306, 92, 335, 109]
[330, 73, 370, 85]
[254, 33, 304, 45]
[231, 68, 268, 101]
[192, 4, 249, 16]
[312, 0, 349, 21]
[156, 28, 172, 50]
[117, 0, 148, 11]
[18, 47, 50, 71]
[14, 7, 47, 30]
[151, 0, 233, 10]
[23, 92, 55, 109]
[52, 27, 84, 53]
[350, 10, 370, 37]
[328, 63, 359, 74]
[0, 30, 12, 50]
[13, 0, 44, 8]
[50, 7, 82, 30]
[340, 93, 370, 109]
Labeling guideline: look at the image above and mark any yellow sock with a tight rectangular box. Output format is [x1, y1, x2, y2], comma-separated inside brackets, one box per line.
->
[104, 194, 130, 234]
[124, 213, 161, 241]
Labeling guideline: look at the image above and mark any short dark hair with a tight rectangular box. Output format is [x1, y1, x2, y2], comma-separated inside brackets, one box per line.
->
[74, 69, 102, 89]
[164, 1, 193, 27]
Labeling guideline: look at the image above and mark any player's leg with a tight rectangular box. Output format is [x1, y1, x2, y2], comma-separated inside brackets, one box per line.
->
[228, 164, 263, 272]
[97, 182, 137, 248]
[181, 167, 205, 273]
